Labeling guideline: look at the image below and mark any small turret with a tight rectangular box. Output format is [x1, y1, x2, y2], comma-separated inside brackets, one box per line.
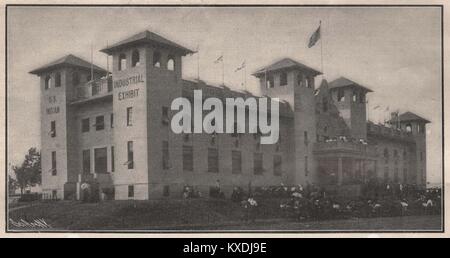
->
[329, 77, 373, 140]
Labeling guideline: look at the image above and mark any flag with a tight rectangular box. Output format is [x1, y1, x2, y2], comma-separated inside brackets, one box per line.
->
[308, 23, 321, 48]
[214, 55, 223, 64]
[235, 61, 246, 72]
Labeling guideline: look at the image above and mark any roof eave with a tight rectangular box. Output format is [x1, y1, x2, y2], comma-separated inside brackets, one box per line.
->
[252, 66, 322, 78]
[29, 64, 106, 75]
[100, 40, 194, 56]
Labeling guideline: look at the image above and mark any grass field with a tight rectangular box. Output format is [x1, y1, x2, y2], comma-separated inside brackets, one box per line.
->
[7, 199, 442, 231]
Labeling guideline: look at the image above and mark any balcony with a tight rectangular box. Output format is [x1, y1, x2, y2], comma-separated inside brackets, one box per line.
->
[367, 122, 414, 143]
[313, 140, 377, 158]
[72, 76, 113, 104]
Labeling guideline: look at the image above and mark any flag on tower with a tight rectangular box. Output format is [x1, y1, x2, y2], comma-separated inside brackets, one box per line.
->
[308, 23, 321, 48]
[235, 61, 246, 72]
[214, 55, 223, 64]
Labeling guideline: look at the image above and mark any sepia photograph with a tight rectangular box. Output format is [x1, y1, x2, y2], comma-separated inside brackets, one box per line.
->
[3, 3, 445, 236]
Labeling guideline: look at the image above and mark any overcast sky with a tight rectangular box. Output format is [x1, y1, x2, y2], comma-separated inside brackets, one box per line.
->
[7, 6, 442, 184]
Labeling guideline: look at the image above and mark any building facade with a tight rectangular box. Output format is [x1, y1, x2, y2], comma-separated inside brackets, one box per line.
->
[30, 30, 429, 200]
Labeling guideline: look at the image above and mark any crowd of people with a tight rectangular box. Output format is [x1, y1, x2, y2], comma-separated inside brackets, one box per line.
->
[230, 182, 441, 221]
[182, 180, 441, 222]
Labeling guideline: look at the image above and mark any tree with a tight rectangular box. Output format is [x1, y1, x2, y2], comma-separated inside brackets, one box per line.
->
[8, 175, 18, 196]
[13, 147, 41, 195]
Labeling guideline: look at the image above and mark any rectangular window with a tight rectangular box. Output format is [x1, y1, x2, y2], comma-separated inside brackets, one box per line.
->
[82, 149, 90, 174]
[162, 141, 170, 170]
[304, 131, 308, 146]
[95, 116, 104, 131]
[183, 145, 193, 171]
[254, 152, 263, 175]
[94, 147, 108, 174]
[162, 106, 169, 125]
[50, 121, 56, 138]
[304, 156, 308, 176]
[127, 141, 134, 169]
[81, 118, 90, 133]
[111, 146, 115, 172]
[127, 107, 133, 126]
[163, 185, 170, 197]
[128, 185, 134, 198]
[51, 151, 57, 176]
[208, 148, 219, 173]
[403, 168, 407, 183]
[274, 155, 282, 176]
[110, 113, 114, 128]
[384, 167, 389, 181]
[232, 150, 242, 174]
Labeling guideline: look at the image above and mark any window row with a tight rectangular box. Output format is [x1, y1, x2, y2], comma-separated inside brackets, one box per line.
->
[336, 89, 366, 103]
[80, 107, 155, 133]
[177, 144, 283, 176]
[383, 167, 409, 184]
[81, 114, 114, 133]
[44, 71, 93, 90]
[266, 73, 313, 89]
[117, 50, 176, 71]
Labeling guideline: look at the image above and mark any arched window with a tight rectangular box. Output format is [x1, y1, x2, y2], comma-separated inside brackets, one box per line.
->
[118, 54, 127, 71]
[352, 90, 357, 102]
[279, 72, 288, 86]
[55, 72, 61, 87]
[405, 123, 412, 133]
[337, 89, 345, 102]
[45, 75, 52, 90]
[267, 75, 274, 88]
[322, 97, 328, 112]
[153, 51, 161, 68]
[307, 77, 313, 88]
[360, 92, 366, 103]
[131, 50, 140, 67]
[72, 72, 80, 86]
[297, 73, 303, 86]
[167, 55, 175, 71]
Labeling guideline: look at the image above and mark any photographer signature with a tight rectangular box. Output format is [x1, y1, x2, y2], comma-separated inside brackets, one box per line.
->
[9, 218, 52, 229]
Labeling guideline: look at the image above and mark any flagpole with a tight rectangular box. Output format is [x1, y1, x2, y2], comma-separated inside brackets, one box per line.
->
[222, 53, 224, 85]
[197, 44, 200, 81]
[244, 64, 247, 91]
[90, 42, 94, 81]
[106, 41, 109, 77]
[320, 20, 324, 79]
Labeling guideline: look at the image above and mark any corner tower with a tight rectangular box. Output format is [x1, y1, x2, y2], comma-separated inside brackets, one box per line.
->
[329, 77, 373, 140]
[397, 112, 430, 188]
[101, 30, 193, 199]
[30, 55, 106, 199]
[253, 58, 322, 185]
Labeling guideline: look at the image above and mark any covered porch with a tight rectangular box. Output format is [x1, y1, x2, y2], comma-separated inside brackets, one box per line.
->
[313, 141, 378, 186]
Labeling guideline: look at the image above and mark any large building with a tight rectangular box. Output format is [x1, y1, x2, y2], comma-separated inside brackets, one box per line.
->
[30, 30, 430, 200]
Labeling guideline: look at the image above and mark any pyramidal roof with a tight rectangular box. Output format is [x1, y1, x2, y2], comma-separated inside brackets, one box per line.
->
[30, 54, 106, 75]
[100, 30, 194, 55]
[252, 58, 322, 77]
[398, 112, 430, 123]
[329, 77, 373, 92]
